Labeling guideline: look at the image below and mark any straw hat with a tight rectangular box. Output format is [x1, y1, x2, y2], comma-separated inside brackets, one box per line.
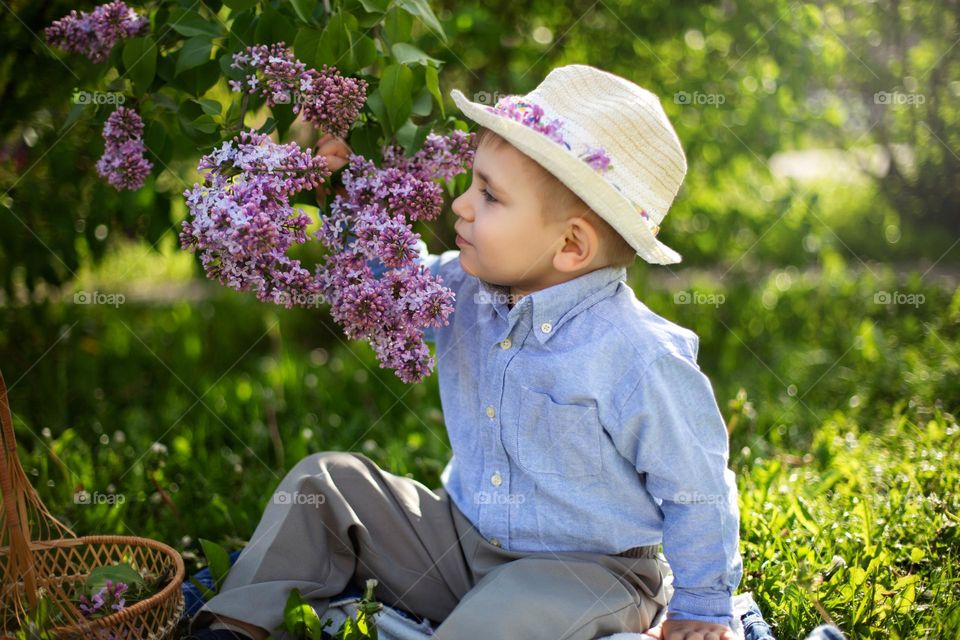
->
[450, 64, 687, 265]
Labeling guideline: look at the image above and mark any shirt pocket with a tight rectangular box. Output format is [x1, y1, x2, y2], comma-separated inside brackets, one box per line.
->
[515, 385, 603, 477]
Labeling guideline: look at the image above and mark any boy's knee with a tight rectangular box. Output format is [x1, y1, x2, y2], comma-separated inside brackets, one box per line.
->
[288, 450, 372, 484]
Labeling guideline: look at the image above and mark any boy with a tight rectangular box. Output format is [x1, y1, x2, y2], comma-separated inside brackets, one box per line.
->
[191, 64, 742, 640]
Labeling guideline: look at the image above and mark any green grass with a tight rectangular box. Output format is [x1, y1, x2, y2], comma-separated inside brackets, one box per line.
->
[1, 246, 958, 638]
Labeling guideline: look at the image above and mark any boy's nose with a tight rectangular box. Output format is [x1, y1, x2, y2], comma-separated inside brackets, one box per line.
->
[452, 193, 473, 221]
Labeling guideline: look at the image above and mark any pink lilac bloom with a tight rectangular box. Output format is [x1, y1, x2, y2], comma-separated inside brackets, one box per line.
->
[229, 43, 368, 138]
[315, 132, 475, 383]
[180, 130, 332, 307]
[96, 106, 153, 191]
[45, 1, 149, 64]
[486, 95, 613, 172]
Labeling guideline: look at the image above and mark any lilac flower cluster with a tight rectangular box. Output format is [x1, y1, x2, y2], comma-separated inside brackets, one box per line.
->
[229, 43, 368, 138]
[96, 106, 153, 191]
[79, 579, 129, 618]
[45, 1, 149, 64]
[486, 95, 613, 172]
[314, 132, 474, 383]
[180, 130, 332, 307]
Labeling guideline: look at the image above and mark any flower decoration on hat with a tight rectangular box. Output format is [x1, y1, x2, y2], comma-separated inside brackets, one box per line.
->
[639, 207, 661, 237]
[486, 95, 613, 173]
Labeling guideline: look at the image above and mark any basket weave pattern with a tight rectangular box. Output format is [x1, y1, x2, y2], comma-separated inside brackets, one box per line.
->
[1, 368, 185, 639]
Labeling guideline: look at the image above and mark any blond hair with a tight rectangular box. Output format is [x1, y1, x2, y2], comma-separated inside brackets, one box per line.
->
[474, 127, 636, 269]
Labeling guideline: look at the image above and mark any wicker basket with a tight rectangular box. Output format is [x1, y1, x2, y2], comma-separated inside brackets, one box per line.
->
[0, 367, 185, 639]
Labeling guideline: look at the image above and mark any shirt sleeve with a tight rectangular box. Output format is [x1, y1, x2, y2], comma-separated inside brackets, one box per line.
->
[611, 350, 743, 626]
[366, 238, 463, 344]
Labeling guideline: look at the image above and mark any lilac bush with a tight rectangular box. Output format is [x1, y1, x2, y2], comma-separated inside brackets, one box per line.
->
[45, 1, 149, 64]
[229, 43, 368, 138]
[96, 106, 153, 191]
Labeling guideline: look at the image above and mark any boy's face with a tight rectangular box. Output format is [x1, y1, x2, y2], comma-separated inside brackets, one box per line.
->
[451, 139, 571, 298]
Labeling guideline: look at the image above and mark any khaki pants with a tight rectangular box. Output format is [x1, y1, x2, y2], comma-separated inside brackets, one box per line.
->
[191, 451, 669, 639]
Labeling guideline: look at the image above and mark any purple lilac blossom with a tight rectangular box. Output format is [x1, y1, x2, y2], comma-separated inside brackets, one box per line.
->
[96, 106, 153, 191]
[179, 130, 332, 307]
[229, 43, 368, 138]
[314, 132, 475, 383]
[45, 1, 149, 63]
[78, 579, 129, 618]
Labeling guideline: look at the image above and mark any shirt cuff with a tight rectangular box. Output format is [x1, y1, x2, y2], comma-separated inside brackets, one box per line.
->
[667, 589, 735, 627]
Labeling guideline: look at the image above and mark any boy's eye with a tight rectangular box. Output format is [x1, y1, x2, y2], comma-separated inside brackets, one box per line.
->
[481, 187, 497, 203]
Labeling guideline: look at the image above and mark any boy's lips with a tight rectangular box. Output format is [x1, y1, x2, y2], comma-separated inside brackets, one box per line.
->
[455, 232, 472, 246]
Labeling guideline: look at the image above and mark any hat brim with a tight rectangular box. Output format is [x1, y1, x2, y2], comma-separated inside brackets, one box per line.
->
[450, 88, 682, 265]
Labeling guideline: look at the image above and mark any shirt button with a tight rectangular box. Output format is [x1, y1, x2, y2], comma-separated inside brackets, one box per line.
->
[540, 322, 552, 333]
[485, 405, 496, 418]
[489, 537, 501, 547]
[490, 472, 503, 486]
[500, 338, 512, 349]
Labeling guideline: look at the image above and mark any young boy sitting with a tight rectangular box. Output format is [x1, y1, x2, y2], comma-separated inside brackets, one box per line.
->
[190, 64, 742, 640]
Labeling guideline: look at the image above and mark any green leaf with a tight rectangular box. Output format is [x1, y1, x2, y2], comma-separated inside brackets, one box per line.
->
[354, 35, 378, 69]
[224, 0, 258, 9]
[143, 119, 172, 167]
[349, 125, 382, 164]
[199, 538, 232, 591]
[390, 42, 440, 66]
[366, 89, 390, 137]
[424, 64, 444, 118]
[172, 59, 221, 97]
[317, 12, 357, 73]
[188, 576, 218, 601]
[396, 120, 431, 153]
[411, 87, 432, 116]
[86, 563, 147, 596]
[379, 63, 413, 135]
[255, 4, 296, 45]
[281, 588, 328, 640]
[397, 0, 447, 43]
[289, 0, 318, 24]
[358, 0, 390, 12]
[122, 36, 157, 97]
[293, 27, 323, 67]
[168, 9, 225, 38]
[60, 101, 91, 135]
[197, 98, 222, 117]
[175, 36, 213, 76]
[382, 6, 413, 46]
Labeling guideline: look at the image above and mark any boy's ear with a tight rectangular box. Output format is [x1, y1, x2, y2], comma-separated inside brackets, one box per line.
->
[553, 216, 601, 273]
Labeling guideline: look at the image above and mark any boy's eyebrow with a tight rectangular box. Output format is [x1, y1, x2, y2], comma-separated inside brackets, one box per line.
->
[476, 170, 503, 192]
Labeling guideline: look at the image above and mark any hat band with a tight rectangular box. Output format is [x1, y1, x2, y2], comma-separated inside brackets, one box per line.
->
[486, 94, 662, 239]
[485, 95, 612, 173]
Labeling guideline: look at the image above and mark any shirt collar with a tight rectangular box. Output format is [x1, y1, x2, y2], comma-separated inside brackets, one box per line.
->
[476, 265, 628, 344]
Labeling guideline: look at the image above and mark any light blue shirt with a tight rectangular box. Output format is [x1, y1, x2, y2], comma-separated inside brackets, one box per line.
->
[383, 240, 742, 625]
